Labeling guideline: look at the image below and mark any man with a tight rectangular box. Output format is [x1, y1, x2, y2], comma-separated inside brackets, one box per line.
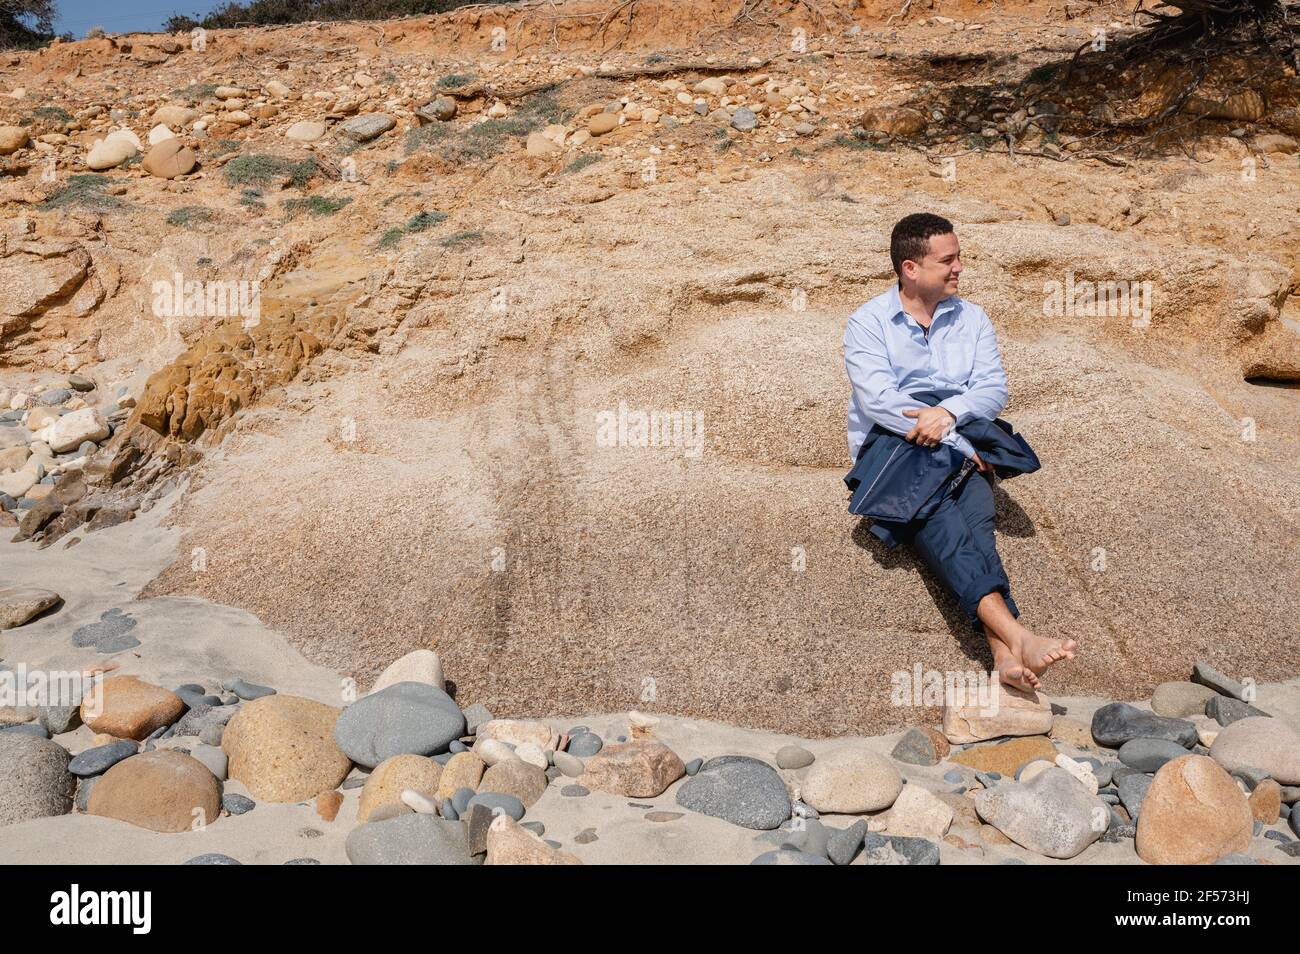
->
[842, 213, 1077, 692]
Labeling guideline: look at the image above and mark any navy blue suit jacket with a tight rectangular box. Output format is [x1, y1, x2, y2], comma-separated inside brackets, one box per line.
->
[843, 389, 1039, 547]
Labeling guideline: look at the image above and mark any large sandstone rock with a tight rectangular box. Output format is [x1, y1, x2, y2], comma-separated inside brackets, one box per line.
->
[142, 139, 197, 179]
[0, 239, 91, 327]
[435, 751, 485, 800]
[80, 676, 184, 741]
[0, 459, 43, 498]
[357, 753, 442, 821]
[478, 757, 548, 807]
[941, 682, 1052, 743]
[87, 750, 222, 832]
[1248, 778, 1281, 823]
[800, 747, 902, 814]
[578, 740, 685, 797]
[222, 694, 351, 801]
[136, 309, 327, 442]
[126, 191, 1300, 745]
[0, 125, 30, 155]
[1135, 755, 1252, 864]
[884, 783, 953, 839]
[526, 131, 560, 156]
[588, 112, 620, 136]
[0, 444, 30, 472]
[486, 814, 582, 864]
[1209, 716, 1300, 784]
[368, 649, 444, 694]
[43, 408, 109, 453]
[0, 586, 60, 629]
[0, 734, 75, 827]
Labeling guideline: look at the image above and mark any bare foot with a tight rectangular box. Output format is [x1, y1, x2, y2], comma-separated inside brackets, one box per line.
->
[990, 638, 1039, 693]
[1019, 630, 1077, 677]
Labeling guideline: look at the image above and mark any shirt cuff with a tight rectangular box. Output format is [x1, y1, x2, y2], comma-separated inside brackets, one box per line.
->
[938, 395, 972, 426]
[941, 429, 976, 459]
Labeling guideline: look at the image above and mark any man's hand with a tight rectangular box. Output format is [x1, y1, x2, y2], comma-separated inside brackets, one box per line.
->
[902, 406, 956, 448]
[970, 450, 993, 473]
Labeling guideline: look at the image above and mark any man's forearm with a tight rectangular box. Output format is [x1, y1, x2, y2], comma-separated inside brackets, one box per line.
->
[938, 386, 1006, 426]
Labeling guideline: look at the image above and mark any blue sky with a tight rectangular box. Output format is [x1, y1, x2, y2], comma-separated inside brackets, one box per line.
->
[52, 0, 231, 37]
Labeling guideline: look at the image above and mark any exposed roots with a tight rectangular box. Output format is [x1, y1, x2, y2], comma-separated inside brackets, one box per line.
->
[879, 0, 1300, 164]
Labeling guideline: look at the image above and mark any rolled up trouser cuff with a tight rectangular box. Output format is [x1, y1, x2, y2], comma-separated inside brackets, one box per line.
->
[960, 573, 1017, 629]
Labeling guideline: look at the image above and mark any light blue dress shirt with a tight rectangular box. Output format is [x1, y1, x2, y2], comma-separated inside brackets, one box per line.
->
[844, 284, 1009, 461]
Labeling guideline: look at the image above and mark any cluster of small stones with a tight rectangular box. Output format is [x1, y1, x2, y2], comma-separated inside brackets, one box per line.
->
[2, 22, 1293, 199]
[1, 581, 1296, 866]
[0, 27, 1109, 200]
[0, 376, 135, 537]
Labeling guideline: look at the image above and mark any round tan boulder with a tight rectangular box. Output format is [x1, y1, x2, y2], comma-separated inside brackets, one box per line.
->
[0, 125, 30, 155]
[800, 747, 903, 814]
[1248, 778, 1281, 824]
[88, 750, 222, 832]
[1135, 755, 1252, 865]
[142, 139, 197, 179]
[285, 120, 326, 142]
[588, 112, 619, 136]
[221, 694, 351, 802]
[479, 757, 548, 807]
[80, 676, 184, 741]
[526, 132, 560, 156]
[358, 754, 442, 822]
[435, 751, 485, 800]
[0, 585, 60, 630]
[153, 105, 198, 128]
[1209, 716, 1300, 785]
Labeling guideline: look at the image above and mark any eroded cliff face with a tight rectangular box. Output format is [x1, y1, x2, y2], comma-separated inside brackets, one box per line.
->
[1, 0, 1298, 734]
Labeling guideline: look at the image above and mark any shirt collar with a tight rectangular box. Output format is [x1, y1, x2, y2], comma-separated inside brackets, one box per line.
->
[887, 283, 957, 324]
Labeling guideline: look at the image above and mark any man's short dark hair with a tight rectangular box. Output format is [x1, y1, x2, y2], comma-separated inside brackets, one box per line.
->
[890, 213, 955, 280]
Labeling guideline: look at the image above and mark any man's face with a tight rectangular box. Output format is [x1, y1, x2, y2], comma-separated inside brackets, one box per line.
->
[903, 231, 962, 298]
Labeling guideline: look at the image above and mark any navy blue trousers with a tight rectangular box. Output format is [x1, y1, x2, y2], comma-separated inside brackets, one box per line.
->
[880, 469, 1019, 632]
